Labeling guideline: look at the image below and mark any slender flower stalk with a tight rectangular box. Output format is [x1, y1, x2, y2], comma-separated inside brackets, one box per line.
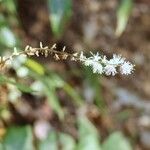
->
[0, 42, 135, 75]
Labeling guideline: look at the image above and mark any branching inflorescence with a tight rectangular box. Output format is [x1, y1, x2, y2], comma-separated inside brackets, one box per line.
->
[0, 42, 135, 75]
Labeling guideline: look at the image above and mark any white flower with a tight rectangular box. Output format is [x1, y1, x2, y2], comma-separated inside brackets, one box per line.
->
[79, 51, 86, 61]
[120, 61, 134, 75]
[109, 54, 125, 65]
[83, 52, 102, 67]
[84, 58, 93, 66]
[80, 52, 103, 74]
[104, 64, 117, 76]
[101, 56, 108, 64]
[92, 62, 103, 74]
[90, 52, 101, 61]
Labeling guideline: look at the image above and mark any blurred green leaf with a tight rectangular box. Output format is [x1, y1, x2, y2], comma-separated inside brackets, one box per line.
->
[26, 60, 64, 119]
[0, 143, 3, 150]
[25, 59, 45, 75]
[46, 71, 83, 106]
[0, 27, 16, 47]
[48, 0, 72, 37]
[38, 131, 58, 150]
[0, 75, 34, 93]
[26, 59, 84, 119]
[13, 82, 34, 93]
[59, 133, 76, 150]
[102, 132, 132, 150]
[3, 126, 33, 150]
[116, 0, 133, 37]
[0, 14, 7, 27]
[2, 0, 17, 14]
[43, 78, 64, 120]
[46, 72, 65, 88]
[77, 116, 102, 150]
[63, 83, 83, 106]
[44, 72, 84, 118]
[39, 78, 63, 119]
[83, 67, 105, 109]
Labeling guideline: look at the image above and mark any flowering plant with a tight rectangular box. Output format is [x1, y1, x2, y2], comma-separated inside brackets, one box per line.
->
[0, 42, 134, 76]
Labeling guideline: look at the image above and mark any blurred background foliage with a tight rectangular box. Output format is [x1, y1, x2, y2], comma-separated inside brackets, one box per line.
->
[0, 0, 150, 150]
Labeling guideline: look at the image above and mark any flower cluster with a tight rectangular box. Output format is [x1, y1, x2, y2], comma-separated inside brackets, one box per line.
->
[79, 52, 134, 75]
[0, 42, 134, 76]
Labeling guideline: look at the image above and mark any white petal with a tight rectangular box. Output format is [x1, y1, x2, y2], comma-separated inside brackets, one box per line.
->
[92, 62, 103, 74]
[104, 65, 117, 76]
[109, 54, 125, 65]
[120, 61, 134, 75]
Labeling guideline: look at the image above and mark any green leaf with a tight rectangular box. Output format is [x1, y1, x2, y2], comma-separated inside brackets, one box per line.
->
[2, 0, 17, 14]
[38, 131, 58, 150]
[0, 14, 7, 27]
[25, 59, 45, 75]
[3, 126, 33, 150]
[77, 116, 102, 150]
[102, 132, 132, 150]
[14, 82, 34, 93]
[0, 27, 16, 47]
[26, 59, 83, 119]
[26, 63, 64, 119]
[83, 67, 105, 109]
[43, 79, 64, 120]
[0, 143, 3, 150]
[116, 0, 133, 37]
[47, 71, 83, 106]
[46, 72, 65, 88]
[48, 0, 72, 37]
[0, 75, 34, 93]
[59, 133, 76, 150]
[63, 83, 83, 106]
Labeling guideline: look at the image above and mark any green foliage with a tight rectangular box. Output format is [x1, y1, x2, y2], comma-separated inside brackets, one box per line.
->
[2, 126, 33, 150]
[38, 131, 58, 150]
[83, 67, 105, 109]
[0, 27, 16, 48]
[77, 116, 102, 150]
[43, 78, 64, 119]
[77, 117, 132, 150]
[39, 132, 75, 150]
[0, 14, 6, 27]
[48, 0, 72, 37]
[0, 74, 34, 93]
[0, 117, 132, 150]
[25, 59, 64, 119]
[0, 0, 18, 52]
[25, 59, 83, 119]
[59, 133, 76, 150]
[25, 59, 45, 75]
[1, 0, 17, 14]
[63, 83, 83, 106]
[0, 143, 4, 150]
[116, 0, 133, 36]
[102, 132, 132, 150]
